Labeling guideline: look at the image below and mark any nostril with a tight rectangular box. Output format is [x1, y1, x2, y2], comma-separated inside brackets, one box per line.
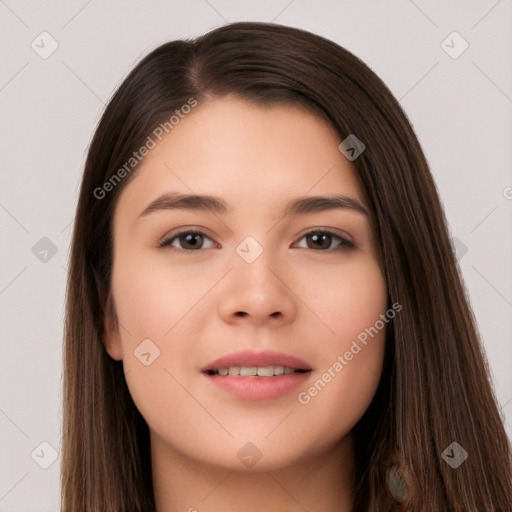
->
[233, 311, 282, 319]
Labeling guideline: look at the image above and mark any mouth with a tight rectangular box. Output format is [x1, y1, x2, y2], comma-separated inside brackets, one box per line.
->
[201, 350, 313, 400]
[204, 366, 310, 377]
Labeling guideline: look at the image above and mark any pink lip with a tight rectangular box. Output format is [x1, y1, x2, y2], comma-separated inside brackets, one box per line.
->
[202, 349, 312, 372]
[203, 373, 311, 400]
[201, 350, 313, 400]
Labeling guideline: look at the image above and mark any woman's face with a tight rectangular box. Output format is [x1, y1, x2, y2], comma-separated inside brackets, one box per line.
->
[104, 96, 388, 471]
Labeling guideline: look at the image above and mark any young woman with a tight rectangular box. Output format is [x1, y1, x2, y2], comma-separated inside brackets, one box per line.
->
[61, 21, 512, 511]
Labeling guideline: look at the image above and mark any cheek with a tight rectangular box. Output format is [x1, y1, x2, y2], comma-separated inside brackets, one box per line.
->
[292, 255, 388, 432]
[298, 254, 388, 341]
[109, 256, 208, 433]
[110, 253, 214, 393]
[111, 253, 210, 342]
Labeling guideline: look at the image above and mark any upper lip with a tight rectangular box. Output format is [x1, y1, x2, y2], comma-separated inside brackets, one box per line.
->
[202, 350, 313, 372]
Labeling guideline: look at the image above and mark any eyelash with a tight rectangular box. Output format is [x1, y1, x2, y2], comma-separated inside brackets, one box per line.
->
[158, 229, 355, 252]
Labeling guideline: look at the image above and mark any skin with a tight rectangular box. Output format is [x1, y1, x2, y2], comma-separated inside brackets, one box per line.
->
[103, 96, 388, 512]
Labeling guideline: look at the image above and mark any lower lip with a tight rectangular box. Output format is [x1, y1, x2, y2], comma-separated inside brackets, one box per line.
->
[203, 372, 312, 400]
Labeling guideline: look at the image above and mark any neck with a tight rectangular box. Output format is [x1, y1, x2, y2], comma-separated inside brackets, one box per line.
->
[151, 431, 355, 512]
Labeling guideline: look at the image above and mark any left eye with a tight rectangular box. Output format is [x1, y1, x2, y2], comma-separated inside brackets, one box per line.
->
[159, 229, 353, 251]
[293, 230, 354, 250]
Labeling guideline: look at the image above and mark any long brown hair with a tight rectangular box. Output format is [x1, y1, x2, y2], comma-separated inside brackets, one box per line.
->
[62, 21, 512, 511]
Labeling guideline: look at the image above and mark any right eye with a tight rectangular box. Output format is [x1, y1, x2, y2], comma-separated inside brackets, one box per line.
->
[158, 230, 216, 251]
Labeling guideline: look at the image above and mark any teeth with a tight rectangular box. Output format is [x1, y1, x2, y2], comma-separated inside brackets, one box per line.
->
[257, 366, 274, 377]
[211, 365, 301, 377]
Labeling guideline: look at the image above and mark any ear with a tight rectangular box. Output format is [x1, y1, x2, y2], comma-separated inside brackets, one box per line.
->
[101, 292, 124, 361]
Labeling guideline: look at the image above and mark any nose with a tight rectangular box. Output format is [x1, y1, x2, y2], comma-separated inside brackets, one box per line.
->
[217, 251, 297, 327]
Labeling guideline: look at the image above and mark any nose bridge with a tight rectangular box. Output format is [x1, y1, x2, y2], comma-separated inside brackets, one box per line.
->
[236, 246, 275, 295]
[217, 237, 296, 325]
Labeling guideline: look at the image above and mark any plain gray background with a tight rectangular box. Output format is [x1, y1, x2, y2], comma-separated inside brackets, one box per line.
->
[1, 1, 511, 510]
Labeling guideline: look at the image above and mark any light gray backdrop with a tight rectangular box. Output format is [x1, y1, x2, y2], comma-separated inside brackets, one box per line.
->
[1, 1, 511, 510]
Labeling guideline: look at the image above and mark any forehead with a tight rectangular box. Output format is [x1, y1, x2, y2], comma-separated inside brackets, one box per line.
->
[114, 96, 367, 220]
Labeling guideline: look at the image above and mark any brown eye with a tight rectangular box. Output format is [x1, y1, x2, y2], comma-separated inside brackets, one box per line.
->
[294, 230, 354, 251]
[159, 231, 215, 251]
[306, 232, 333, 250]
[178, 233, 204, 250]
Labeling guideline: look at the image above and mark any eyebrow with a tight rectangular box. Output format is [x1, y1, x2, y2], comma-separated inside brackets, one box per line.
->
[137, 192, 369, 219]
